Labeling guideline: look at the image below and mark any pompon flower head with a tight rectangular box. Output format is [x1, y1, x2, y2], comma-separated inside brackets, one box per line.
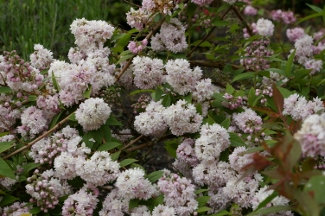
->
[163, 100, 203, 136]
[256, 18, 274, 37]
[126, 8, 150, 31]
[1, 202, 31, 216]
[62, 186, 99, 216]
[294, 113, 325, 158]
[195, 123, 230, 162]
[283, 93, 324, 121]
[70, 18, 115, 52]
[132, 56, 165, 89]
[165, 59, 202, 95]
[134, 100, 167, 137]
[151, 18, 188, 53]
[75, 151, 120, 186]
[286, 27, 305, 42]
[30, 44, 53, 70]
[115, 167, 157, 200]
[294, 34, 314, 64]
[75, 98, 111, 131]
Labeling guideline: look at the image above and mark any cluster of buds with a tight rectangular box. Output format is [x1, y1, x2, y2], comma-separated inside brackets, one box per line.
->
[222, 93, 245, 110]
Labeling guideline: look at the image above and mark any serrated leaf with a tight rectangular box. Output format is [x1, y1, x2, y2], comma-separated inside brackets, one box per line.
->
[120, 158, 138, 167]
[117, 33, 131, 47]
[97, 142, 122, 151]
[0, 195, 19, 206]
[117, 53, 134, 64]
[271, 84, 284, 114]
[110, 151, 121, 161]
[0, 141, 14, 154]
[0, 158, 16, 179]
[225, 84, 235, 94]
[147, 171, 164, 183]
[231, 72, 255, 83]
[195, 188, 209, 194]
[68, 113, 76, 121]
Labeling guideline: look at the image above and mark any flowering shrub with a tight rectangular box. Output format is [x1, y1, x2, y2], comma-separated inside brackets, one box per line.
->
[1, 0, 325, 215]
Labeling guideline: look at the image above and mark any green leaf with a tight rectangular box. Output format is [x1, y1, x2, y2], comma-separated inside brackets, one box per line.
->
[304, 175, 325, 204]
[197, 196, 210, 207]
[162, 93, 172, 107]
[82, 85, 92, 98]
[285, 50, 295, 77]
[117, 53, 134, 64]
[195, 188, 209, 194]
[0, 158, 16, 179]
[229, 132, 246, 147]
[117, 33, 131, 47]
[255, 191, 277, 211]
[231, 72, 255, 83]
[146, 171, 164, 183]
[51, 71, 61, 91]
[277, 87, 292, 98]
[97, 142, 122, 151]
[225, 84, 235, 94]
[220, 118, 230, 129]
[164, 137, 182, 158]
[110, 151, 121, 161]
[0, 141, 14, 154]
[119, 158, 138, 167]
[68, 113, 76, 121]
[190, 40, 212, 47]
[49, 111, 63, 129]
[29, 207, 41, 214]
[196, 206, 212, 213]
[306, 3, 323, 12]
[0, 194, 19, 206]
[106, 115, 123, 126]
[213, 20, 230, 27]
[210, 210, 230, 216]
[247, 206, 293, 216]
[21, 162, 41, 176]
[151, 87, 164, 101]
[0, 86, 12, 93]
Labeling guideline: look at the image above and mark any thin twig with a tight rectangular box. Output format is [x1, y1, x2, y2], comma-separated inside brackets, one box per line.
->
[125, 140, 154, 152]
[121, 134, 144, 151]
[187, 5, 233, 58]
[232, 6, 253, 36]
[3, 112, 74, 160]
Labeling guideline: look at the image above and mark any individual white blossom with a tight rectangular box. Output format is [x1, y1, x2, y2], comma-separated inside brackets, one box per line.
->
[256, 18, 274, 37]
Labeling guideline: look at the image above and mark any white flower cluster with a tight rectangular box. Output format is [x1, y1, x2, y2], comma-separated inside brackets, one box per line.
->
[157, 169, 198, 216]
[229, 146, 254, 173]
[195, 123, 230, 162]
[151, 18, 188, 53]
[75, 151, 120, 186]
[283, 93, 324, 121]
[165, 59, 202, 95]
[1, 202, 31, 216]
[62, 186, 99, 216]
[30, 44, 53, 70]
[134, 100, 167, 137]
[256, 18, 274, 37]
[116, 167, 157, 200]
[164, 100, 203, 136]
[75, 98, 112, 131]
[132, 56, 165, 89]
[294, 113, 325, 157]
[70, 18, 115, 52]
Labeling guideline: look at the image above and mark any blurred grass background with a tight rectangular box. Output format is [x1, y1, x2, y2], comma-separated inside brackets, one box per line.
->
[0, 0, 133, 60]
[0, 0, 323, 60]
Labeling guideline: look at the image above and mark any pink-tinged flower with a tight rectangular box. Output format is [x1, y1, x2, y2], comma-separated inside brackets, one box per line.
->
[126, 8, 150, 31]
[30, 44, 53, 70]
[286, 27, 305, 42]
[304, 59, 323, 74]
[244, 5, 257, 16]
[191, 0, 213, 6]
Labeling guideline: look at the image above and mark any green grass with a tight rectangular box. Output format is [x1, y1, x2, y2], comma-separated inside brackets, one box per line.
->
[0, 0, 130, 60]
